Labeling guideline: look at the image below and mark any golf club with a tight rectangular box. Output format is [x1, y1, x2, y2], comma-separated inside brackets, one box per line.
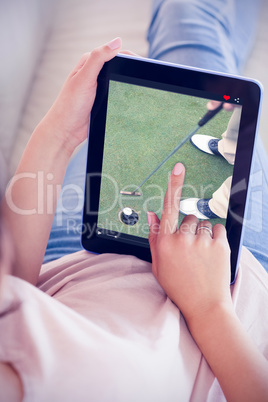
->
[120, 102, 223, 196]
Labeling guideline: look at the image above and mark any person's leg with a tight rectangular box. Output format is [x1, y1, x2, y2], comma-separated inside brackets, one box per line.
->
[148, 0, 262, 74]
[242, 137, 268, 271]
[209, 176, 232, 219]
[147, 0, 268, 272]
[218, 107, 240, 165]
[43, 143, 87, 263]
[179, 108, 241, 220]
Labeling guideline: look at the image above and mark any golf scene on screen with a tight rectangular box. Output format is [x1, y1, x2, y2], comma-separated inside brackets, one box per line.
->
[97, 80, 240, 239]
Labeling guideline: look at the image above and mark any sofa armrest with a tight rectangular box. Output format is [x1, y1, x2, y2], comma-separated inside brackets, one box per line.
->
[0, 0, 55, 167]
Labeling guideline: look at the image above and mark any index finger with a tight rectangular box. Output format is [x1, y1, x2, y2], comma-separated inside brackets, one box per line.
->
[159, 163, 185, 235]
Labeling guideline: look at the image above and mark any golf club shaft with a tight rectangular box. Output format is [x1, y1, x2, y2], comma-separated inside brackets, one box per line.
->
[132, 103, 223, 193]
[198, 102, 223, 126]
[132, 125, 200, 193]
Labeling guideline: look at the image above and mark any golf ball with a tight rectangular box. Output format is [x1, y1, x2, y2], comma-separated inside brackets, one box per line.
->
[119, 208, 139, 225]
[122, 207, 132, 216]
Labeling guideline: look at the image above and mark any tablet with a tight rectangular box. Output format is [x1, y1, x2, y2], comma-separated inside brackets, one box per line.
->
[81, 54, 262, 283]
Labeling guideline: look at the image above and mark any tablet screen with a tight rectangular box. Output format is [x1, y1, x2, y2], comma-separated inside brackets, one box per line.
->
[98, 78, 240, 241]
[82, 54, 261, 283]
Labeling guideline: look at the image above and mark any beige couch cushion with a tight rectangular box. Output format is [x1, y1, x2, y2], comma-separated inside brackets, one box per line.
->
[0, 0, 54, 170]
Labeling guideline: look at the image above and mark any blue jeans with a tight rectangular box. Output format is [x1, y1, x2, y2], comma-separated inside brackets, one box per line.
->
[44, 0, 268, 272]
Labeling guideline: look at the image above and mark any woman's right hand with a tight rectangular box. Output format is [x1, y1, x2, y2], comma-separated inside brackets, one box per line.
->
[207, 99, 235, 111]
[147, 163, 268, 401]
[147, 162, 233, 328]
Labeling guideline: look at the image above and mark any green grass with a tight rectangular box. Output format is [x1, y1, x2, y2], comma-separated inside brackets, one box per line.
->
[98, 80, 233, 238]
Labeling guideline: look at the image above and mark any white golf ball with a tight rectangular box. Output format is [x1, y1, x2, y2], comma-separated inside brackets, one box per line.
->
[123, 207, 132, 216]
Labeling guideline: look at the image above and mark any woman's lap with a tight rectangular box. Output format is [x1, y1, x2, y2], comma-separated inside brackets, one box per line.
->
[242, 137, 268, 271]
[147, 0, 261, 73]
[44, 0, 268, 272]
[43, 144, 88, 263]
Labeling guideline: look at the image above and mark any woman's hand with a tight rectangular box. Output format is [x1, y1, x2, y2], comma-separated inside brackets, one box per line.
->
[3, 39, 122, 285]
[207, 99, 235, 112]
[40, 37, 122, 155]
[147, 163, 268, 401]
[147, 162, 233, 328]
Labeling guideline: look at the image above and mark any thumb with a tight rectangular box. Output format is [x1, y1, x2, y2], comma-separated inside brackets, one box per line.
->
[147, 211, 160, 261]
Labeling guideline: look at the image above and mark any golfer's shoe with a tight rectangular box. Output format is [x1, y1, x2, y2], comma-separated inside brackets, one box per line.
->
[190, 135, 222, 156]
[180, 198, 220, 220]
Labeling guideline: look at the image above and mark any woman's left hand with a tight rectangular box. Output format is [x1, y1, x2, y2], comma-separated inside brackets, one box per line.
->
[41, 37, 122, 155]
[3, 39, 122, 285]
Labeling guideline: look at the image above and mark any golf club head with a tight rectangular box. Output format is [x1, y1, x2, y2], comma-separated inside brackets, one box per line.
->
[120, 190, 142, 196]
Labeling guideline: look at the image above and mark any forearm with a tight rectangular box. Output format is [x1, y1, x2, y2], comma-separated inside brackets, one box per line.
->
[0, 363, 23, 401]
[2, 119, 74, 285]
[188, 304, 268, 402]
[1, 39, 122, 285]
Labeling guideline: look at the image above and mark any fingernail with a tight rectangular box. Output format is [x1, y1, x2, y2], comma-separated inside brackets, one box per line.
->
[173, 163, 183, 176]
[147, 211, 153, 227]
[107, 37, 121, 50]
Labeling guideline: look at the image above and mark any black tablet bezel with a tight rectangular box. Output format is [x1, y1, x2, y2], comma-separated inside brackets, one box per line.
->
[82, 54, 262, 283]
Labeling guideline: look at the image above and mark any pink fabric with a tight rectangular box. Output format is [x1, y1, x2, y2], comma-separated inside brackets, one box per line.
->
[0, 247, 267, 401]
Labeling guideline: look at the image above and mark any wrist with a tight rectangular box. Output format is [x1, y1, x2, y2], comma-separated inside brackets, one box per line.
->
[186, 301, 236, 344]
[37, 112, 87, 158]
[18, 120, 74, 180]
